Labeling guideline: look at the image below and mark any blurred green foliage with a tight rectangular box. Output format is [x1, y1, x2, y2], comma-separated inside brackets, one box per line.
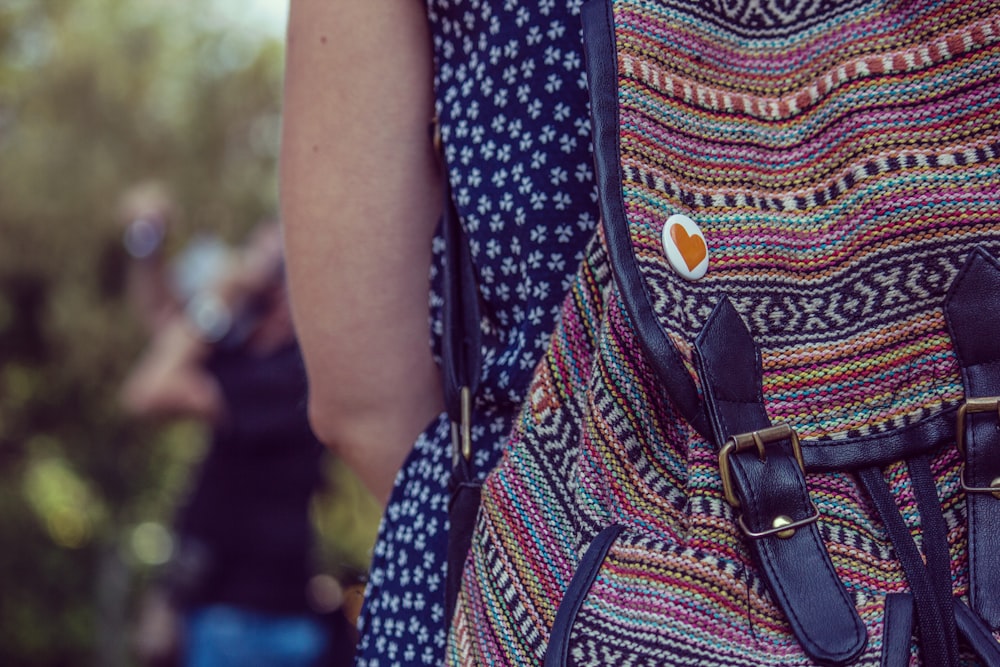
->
[0, 1, 381, 665]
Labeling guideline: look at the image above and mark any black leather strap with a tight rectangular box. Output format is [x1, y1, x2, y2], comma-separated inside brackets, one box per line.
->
[955, 599, 1000, 666]
[881, 594, 914, 667]
[441, 181, 484, 625]
[859, 466, 958, 666]
[879, 594, 1000, 667]
[441, 183, 482, 424]
[944, 247, 1000, 630]
[695, 298, 867, 666]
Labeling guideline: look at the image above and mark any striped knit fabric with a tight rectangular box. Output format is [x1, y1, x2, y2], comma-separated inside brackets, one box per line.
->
[448, 0, 1000, 664]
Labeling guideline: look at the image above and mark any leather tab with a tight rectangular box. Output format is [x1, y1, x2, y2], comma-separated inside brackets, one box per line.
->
[696, 298, 867, 665]
[944, 247, 1000, 629]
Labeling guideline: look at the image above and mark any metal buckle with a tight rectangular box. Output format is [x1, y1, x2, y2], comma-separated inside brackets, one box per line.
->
[956, 397, 1000, 498]
[719, 424, 804, 508]
[719, 423, 819, 539]
[432, 115, 442, 154]
[451, 386, 473, 466]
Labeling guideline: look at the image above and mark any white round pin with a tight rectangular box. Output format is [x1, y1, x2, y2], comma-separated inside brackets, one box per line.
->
[661, 213, 708, 280]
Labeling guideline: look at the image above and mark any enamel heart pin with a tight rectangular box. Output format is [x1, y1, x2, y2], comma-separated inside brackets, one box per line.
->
[662, 213, 709, 280]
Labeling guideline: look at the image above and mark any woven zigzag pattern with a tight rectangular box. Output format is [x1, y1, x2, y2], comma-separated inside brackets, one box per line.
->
[449, 0, 1000, 664]
[451, 232, 931, 666]
[622, 0, 1000, 440]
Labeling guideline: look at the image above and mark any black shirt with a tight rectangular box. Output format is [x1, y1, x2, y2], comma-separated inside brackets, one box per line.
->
[175, 341, 324, 614]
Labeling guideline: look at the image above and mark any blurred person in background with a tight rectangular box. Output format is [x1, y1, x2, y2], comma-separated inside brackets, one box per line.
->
[118, 184, 355, 667]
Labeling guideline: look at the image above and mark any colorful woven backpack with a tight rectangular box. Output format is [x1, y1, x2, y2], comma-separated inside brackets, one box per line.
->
[447, 0, 1000, 664]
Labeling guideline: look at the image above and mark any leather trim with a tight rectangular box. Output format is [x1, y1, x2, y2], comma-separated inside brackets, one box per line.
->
[544, 524, 624, 667]
[582, 0, 711, 439]
[798, 409, 954, 472]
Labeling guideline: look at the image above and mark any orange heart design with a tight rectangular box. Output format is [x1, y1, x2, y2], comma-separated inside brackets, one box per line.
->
[669, 223, 707, 272]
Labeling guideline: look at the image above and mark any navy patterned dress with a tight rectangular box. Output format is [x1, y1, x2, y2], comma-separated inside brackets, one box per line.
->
[353, 2, 598, 665]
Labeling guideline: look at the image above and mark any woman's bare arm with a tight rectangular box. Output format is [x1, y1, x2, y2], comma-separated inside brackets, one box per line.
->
[280, 0, 444, 505]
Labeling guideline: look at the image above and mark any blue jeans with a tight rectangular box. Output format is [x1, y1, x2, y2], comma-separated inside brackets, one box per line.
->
[184, 605, 329, 667]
